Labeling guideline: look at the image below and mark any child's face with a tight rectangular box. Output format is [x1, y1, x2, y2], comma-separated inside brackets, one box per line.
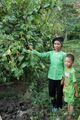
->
[65, 57, 73, 68]
[54, 40, 62, 51]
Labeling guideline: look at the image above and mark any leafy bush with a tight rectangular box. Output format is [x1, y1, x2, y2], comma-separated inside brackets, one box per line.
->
[0, 0, 80, 82]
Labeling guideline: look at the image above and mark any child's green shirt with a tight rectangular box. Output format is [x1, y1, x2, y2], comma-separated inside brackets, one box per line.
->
[63, 67, 76, 104]
[32, 50, 65, 80]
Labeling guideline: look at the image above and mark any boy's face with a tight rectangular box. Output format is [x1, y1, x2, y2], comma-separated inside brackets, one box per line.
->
[54, 40, 62, 51]
[65, 57, 73, 68]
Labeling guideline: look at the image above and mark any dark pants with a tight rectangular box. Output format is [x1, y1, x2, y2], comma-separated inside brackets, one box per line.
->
[49, 79, 63, 109]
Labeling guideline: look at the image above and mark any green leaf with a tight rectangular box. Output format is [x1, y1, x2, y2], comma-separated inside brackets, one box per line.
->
[21, 63, 27, 68]
[18, 55, 24, 61]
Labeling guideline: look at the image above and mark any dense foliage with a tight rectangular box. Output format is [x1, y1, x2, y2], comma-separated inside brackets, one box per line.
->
[0, 0, 80, 82]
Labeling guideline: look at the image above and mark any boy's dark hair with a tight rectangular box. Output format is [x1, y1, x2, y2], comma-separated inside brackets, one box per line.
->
[66, 54, 74, 62]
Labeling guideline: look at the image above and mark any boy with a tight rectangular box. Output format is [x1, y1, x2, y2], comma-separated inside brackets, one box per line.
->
[63, 54, 78, 120]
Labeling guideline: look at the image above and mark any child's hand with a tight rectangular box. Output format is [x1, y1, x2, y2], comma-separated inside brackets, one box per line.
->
[74, 91, 78, 97]
[61, 79, 64, 85]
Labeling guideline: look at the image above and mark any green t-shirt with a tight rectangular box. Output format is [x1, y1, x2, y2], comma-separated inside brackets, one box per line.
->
[32, 50, 66, 80]
[63, 67, 76, 104]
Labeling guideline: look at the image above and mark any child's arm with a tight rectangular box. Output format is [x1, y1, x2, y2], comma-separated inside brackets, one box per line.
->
[72, 69, 78, 97]
[74, 82, 78, 97]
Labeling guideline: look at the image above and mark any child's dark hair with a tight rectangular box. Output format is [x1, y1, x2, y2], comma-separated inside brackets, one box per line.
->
[66, 54, 74, 62]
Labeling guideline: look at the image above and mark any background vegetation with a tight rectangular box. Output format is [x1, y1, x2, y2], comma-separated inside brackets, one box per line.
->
[0, 0, 80, 82]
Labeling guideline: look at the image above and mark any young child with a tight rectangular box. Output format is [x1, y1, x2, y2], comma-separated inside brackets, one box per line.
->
[28, 36, 66, 111]
[63, 54, 78, 120]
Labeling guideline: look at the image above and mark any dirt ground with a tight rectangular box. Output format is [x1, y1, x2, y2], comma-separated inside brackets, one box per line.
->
[0, 82, 50, 120]
[0, 82, 80, 120]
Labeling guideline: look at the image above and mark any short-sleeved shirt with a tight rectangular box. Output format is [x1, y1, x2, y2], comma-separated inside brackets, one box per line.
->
[63, 67, 76, 104]
[32, 50, 66, 80]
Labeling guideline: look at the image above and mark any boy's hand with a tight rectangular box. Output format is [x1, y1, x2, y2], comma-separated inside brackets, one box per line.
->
[74, 82, 78, 97]
[74, 91, 78, 97]
[61, 77, 65, 85]
[61, 79, 64, 85]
